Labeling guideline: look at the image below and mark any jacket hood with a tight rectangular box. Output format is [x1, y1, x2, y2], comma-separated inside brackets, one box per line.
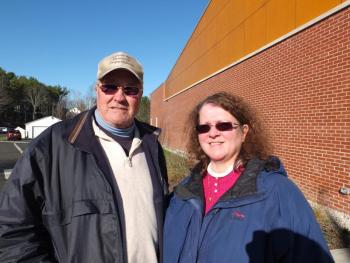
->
[174, 156, 287, 202]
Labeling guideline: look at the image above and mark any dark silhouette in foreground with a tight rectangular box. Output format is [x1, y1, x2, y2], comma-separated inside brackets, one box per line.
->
[246, 229, 334, 262]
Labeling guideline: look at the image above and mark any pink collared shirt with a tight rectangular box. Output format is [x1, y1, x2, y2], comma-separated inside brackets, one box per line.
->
[203, 166, 244, 214]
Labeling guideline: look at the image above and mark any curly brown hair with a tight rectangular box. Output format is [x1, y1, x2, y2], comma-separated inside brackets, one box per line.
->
[186, 92, 273, 172]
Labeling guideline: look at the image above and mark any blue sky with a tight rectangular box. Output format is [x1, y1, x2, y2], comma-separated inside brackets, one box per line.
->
[0, 0, 208, 97]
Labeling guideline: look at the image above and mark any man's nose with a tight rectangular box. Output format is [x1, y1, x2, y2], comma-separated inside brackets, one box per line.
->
[112, 87, 126, 100]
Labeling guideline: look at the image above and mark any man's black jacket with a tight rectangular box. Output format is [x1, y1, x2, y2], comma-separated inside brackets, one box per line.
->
[0, 108, 168, 262]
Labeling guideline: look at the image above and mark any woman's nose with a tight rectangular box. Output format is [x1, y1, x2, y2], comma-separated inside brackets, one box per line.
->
[208, 126, 220, 137]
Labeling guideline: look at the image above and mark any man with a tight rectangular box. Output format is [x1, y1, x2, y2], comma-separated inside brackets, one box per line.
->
[0, 51, 168, 262]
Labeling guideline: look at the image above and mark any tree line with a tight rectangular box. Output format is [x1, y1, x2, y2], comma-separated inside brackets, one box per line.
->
[0, 67, 70, 127]
[0, 67, 150, 128]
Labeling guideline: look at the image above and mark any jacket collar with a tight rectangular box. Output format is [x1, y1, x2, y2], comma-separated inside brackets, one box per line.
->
[62, 107, 96, 153]
[62, 106, 161, 153]
[175, 157, 282, 202]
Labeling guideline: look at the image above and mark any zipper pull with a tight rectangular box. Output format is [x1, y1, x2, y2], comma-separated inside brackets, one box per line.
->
[128, 157, 132, 167]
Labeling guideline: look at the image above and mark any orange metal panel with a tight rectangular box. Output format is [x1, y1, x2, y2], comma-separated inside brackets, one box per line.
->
[244, 6, 267, 54]
[218, 24, 245, 68]
[214, 0, 241, 42]
[266, 0, 295, 42]
[186, 0, 229, 49]
[296, 0, 343, 26]
[228, 0, 246, 29]
[164, 0, 345, 99]
[245, 0, 269, 16]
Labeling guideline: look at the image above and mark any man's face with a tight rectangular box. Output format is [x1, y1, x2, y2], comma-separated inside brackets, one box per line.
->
[96, 69, 142, 128]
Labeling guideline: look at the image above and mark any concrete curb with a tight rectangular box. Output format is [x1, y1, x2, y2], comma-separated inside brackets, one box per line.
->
[331, 248, 350, 262]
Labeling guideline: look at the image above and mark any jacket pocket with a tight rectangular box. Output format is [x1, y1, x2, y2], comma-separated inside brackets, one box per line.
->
[42, 199, 117, 226]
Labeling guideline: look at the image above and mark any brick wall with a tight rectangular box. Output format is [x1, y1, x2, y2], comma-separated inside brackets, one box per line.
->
[150, 7, 350, 214]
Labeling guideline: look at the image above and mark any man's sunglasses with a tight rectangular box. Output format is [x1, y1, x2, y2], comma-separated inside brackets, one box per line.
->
[195, 122, 240, 134]
[99, 84, 140, 96]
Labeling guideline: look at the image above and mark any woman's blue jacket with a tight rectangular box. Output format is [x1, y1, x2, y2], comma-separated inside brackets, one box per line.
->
[163, 157, 333, 263]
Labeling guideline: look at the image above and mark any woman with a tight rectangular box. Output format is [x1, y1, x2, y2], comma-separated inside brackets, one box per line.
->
[163, 92, 333, 262]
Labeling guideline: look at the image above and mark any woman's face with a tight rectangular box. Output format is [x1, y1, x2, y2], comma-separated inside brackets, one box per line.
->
[198, 103, 249, 169]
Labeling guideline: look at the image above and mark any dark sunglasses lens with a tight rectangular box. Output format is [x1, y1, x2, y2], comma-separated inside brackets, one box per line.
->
[196, 124, 211, 134]
[216, 122, 234, 131]
[196, 122, 235, 134]
[123, 86, 139, 96]
[101, 84, 117, 93]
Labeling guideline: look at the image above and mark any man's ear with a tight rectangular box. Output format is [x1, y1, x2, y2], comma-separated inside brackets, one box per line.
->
[139, 83, 144, 97]
[95, 81, 100, 92]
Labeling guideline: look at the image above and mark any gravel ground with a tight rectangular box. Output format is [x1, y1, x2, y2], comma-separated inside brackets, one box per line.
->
[315, 207, 350, 249]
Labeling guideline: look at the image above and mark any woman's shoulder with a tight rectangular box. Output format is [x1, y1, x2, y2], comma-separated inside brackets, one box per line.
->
[171, 166, 203, 200]
[258, 157, 309, 204]
[258, 156, 300, 192]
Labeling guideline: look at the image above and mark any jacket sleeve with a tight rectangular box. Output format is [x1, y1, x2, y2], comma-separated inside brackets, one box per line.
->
[157, 142, 169, 187]
[0, 148, 57, 262]
[271, 176, 334, 263]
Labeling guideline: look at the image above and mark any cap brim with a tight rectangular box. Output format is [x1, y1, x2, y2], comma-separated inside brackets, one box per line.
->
[99, 66, 142, 83]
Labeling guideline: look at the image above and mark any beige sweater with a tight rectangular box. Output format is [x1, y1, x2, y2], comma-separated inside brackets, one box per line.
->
[93, 120, 158, 263]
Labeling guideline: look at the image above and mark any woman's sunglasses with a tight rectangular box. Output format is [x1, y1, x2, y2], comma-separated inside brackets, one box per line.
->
[195, 122, 240, 134]
[99, 84, 140, 96]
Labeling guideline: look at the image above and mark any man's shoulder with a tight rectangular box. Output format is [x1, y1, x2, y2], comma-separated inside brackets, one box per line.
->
[135, 119, 160, 137]
[29, 109, 93, 146]
[52, 110, 91, 134]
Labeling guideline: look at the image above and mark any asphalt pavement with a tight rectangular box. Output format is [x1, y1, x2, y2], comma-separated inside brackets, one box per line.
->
[0, 140, 29, 191]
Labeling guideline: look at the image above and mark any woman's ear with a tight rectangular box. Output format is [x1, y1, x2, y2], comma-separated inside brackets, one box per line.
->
[242, 124, 249, 142]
